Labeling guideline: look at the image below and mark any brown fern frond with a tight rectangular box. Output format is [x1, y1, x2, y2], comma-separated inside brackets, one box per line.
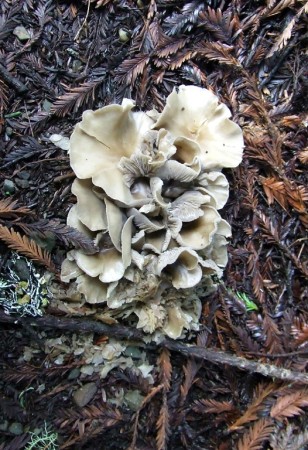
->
[284, 180, 308, 214]
[261, 177, 288, 211]
[17, 220, 98, 254]
[164, 1, 204, 36]
[237, 418, 275, 450]
[116, 55, 150, 86]
[262, 313, 284, 355]
[156, 392, 170, 450]
[90, 0, 113, 7]
[263, 0, 296, 18]
[198, 7, 239, 44]
[180, 357, 202, 403]
[196, 42, 241, 67]
[193, 399, 234, 414]
[168, 50, 197, 70]
[270, 389, 308, 420]
[158, 348, 172, 391]
[0, 225, 56, 272]
[291, 318, 308, 347]
[229, 382, 277, 430]
[270, 424, 308, 450]
[50, 78, 104, 117]
[298, 149, 308, 164]
[0, 79, 9, 118]
[0, 198, 32, 219]
[156, 37, 188, 58]
[130, 384, 164, 449]
[256, 212, 281, 244]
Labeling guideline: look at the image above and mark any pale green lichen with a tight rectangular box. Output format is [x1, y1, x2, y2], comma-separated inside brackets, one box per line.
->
[0, 253, 51, 316]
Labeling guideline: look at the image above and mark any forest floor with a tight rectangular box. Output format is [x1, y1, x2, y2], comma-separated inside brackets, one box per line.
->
[0, 0, 307, 449]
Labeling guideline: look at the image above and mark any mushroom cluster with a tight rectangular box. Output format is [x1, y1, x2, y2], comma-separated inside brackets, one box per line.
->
[61, 85, 243, 339]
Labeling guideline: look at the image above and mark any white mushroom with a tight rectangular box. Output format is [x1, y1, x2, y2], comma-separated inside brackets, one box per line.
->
[60, 85, 244, 338]
[154, 85, 244, 170]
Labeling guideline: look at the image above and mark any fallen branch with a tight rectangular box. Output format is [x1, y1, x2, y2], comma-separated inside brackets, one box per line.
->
[0, 309, 144, 340]
[164, 341, 308, 385]
[1, 309, 307, 384]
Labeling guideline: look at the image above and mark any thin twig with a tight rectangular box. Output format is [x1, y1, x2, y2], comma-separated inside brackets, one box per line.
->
[74, 0, 91, 42]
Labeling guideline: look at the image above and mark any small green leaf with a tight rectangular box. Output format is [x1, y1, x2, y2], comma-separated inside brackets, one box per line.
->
[236, 291, 258, 312]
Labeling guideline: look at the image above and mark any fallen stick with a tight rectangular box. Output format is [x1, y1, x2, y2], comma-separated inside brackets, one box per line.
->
[1, 309, 307, 385]
[0, 62, 28, 95]
[163, 340, 308, 385]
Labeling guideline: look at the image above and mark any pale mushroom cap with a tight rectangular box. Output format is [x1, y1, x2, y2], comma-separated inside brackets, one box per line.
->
[67, 205, 93, 237]
[176, 206, 222, 250]
[76, 274, 108, 304]
[72, 178, 107, 231]
[70, 100, 155, 206]
[163, 306, 189, 339]
[72, 248, 125, 283]
[154, 85, 244, 170]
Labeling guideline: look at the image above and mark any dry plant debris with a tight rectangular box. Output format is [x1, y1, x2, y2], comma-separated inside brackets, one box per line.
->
[0, 0, 307, 449]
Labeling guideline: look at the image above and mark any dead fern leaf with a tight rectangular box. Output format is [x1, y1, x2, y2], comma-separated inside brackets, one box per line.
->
[267, 0, 308, 58]
[291, 318, 308, 347]
[180, 357, 202, 403]
[196, 42, 241, 67]
[50, 78, 104, 117]
[130, 384, 164, 449]
[298, 149, 308, 164]
[156, 37, 188, 58]
[261, 177, 288, 211]
[284, 181, 308, 214]
[0, 198, 32, 219]
[198, 7, 238, 43]
[193, 398, 235, 414]
[237, 418, 275, 450]
[229, 382, 276, 430]
[18, 220, 98, 254]
[0, 79, 9, 120]
[90, 0, 113, 7]
[270, 424, 308, 450]
[168, 50, 197, 70]
[270, 390, 308, 421]
[156, 392, 170, 450]
[117, 55, 150, 86]
[158, 348, 172, 391]
[264, 0, 296, 18]
[0, 225, 56, 272]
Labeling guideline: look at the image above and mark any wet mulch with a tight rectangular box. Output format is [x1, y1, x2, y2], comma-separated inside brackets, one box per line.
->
[0, 0, 308, 449]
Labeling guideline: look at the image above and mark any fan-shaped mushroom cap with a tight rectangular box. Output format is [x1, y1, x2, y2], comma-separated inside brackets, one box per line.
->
[67, 205, 93, 237]
[61, 258, 83, 283]
[176, 206, 222, 250]
[72, 178, 107, 231]
[70, 100, 154, 206]
[197, 171, 229, 209]
[76, 274, 108, 304]
[156, 247, 203, 289]
[154, 85, 243, 170]
[72, 248, 125, 283]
